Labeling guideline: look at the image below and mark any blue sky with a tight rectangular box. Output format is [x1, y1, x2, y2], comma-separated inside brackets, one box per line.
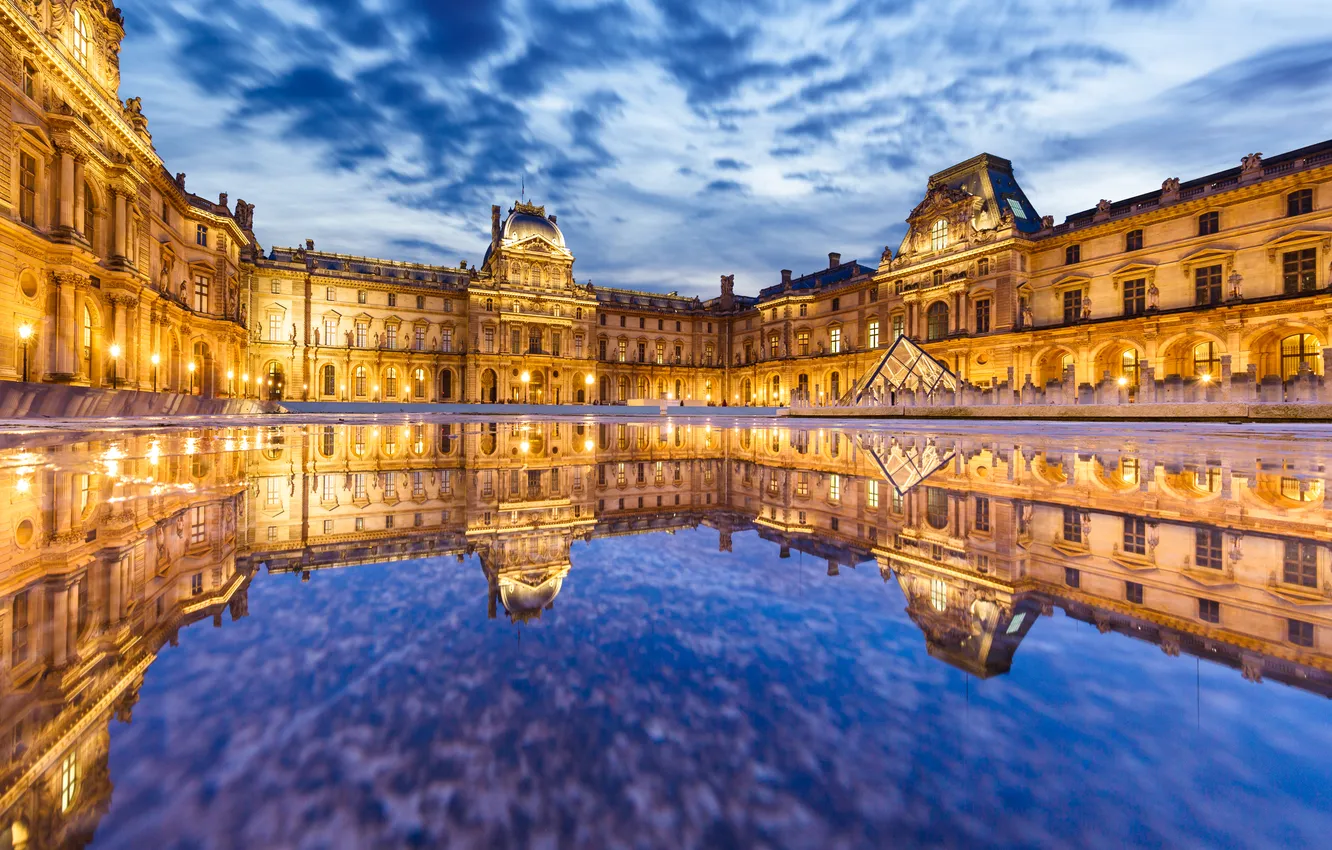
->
[119, 0, 1332, 298]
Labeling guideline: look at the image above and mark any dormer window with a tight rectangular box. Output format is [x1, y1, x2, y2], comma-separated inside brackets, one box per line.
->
[1065, 244, 1081, 265]
[931, 219, 948, 251]
[72, 10, 89, 67]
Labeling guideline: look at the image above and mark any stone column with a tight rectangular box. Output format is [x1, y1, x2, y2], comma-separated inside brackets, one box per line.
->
[58, 148, 75, 230]
[72, 281, 88, 381]
[50, 273, 81, 378]
[108, 556, 124, 626]
[50, 585, 69, 666]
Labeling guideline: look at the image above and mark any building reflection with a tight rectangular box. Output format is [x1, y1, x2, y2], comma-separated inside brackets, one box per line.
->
[1, 421, 1330, 843]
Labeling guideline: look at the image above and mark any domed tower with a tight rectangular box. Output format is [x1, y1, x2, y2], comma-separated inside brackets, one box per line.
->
[480, 200, 575, 292]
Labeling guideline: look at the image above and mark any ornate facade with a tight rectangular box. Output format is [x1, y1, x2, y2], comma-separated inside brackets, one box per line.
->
[2, 421, 1330, 842]
[0, 3, 1329, 408]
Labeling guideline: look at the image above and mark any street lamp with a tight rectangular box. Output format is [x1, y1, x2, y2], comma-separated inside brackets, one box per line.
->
[108, 343, 121, 389]
[17, 323, 33, 382]
[520, 370, 530, 404]
[227, 369, 235, 396]
[150, 353, 160, 393]
[187, 360, 196, 395]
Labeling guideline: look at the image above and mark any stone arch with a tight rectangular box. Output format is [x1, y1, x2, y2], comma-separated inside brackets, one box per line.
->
[480, 368, 498, 403]
[1244, 323, 1326, 380]
[1090, 338, 1146, 387]
[1158, 331, 1227, 380]
[1033, 345, 1077, 385]
[437, 367, 454, 400]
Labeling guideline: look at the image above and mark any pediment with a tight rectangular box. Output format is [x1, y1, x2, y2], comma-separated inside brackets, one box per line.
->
[1263, 226, 1331, 248]
[1109, 260, 1158, 277]
[1051, 272, 1093, 289]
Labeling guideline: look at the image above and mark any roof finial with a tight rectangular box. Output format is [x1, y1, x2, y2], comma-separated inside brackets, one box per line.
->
[521, 173, 526, 203]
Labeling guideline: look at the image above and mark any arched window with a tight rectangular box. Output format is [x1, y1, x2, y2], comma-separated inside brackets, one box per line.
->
[674, 379, 682, 400]
[1281, 334, 1322, 380]
[926, 301, 949, 341]
[617, 375, 629, 401]
[771, 375, 781, 402]
[1193, 342, 1220, 379]
[830, 371, 840, 398]
[412, 368, 426, 398]
[1121, 349, 1140, 387]
[320, 425, 336, 457]
[930, 219, 948, 251]
[354, 365, 367, 397]
[636, 376, 648, 398]
[321, 364, 335, 396]
[72, 10, 89, 67]
[926, 487, 949, 529]
[82, 305, 93, 364]
[439, 369, 452, 399]
[384, 367, 398, 397]
[484, 298, 494, 311]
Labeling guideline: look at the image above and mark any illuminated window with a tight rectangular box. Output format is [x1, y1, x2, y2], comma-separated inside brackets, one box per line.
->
[353, 365, 367, 397]
[1123, 517, 1147, 555]
[322, 364, 336, 396]
[926, 302, 948, 341]
[413, 368, 426, 398]
[769, 333, 780, 358]
[384, 367, 398, 397]
[1280, 334, 1321, 380]
[1193, 342, 1219, 378]
[1195, 265, 1223, 305]
[930, 579, 947, 611]
[194, 275, 210, 312]
[829, 474, 841, 501]
[60, 751, 78, 812]
[72, 10, 89, 66]
[868, 320, 879, 349]
[926, 487, 948, 529]
[19, 152, 36, 225]
[829, 327, 841, 353]
[190, 506, 206, 544]
[867, 480, 879, 509]
[1283, 540, 1318, 588]
[1195, 529, 1223, 569]
[1282, 249, 1317, 295]
[930, 219, 948, 251]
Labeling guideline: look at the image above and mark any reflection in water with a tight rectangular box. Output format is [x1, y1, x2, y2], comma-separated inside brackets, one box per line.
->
[0, 420, 1329, 846]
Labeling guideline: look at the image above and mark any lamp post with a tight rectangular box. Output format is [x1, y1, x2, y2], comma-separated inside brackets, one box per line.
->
[150, 353, 160, 393]
[227, 369, 235, 396]
[242, 373, 249, 399]
[108, 343, 121, 389]
[17, 323, 33, 382]
[585, 372, 594, 404]
[187, 360, 196, 395]
[520, 370, 530, 404]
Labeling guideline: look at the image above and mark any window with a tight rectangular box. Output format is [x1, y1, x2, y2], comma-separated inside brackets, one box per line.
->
[926, 487, 948, 529]
[974, 496, 990, 532]
[412, 368, 426, 398]
[1193, 342, 1220, 379]
[1122, 278, 1146, 316]
[1198, 598, 1220, 623]
[268, 314, 282, 342]
[796, 331, 809, 356]
[931, 219, 948, 251]
[531, 328, 543, 354]
[799, 304, 807, 317]
[892, 315, 904, 340]
[60, 751, 78, 813]
[926, 302, 949, 341]
[977, 257, 990, 275]
[974, 299, 991, 334]
[1064, 567, 1081, 588]
[72, 10, 89, 66]
[196, 224, 208, 246]
[19, 152, 36, 226]
[11, 592, 29, 665]
[1283, 541, 1318, 588]
[829, 474, 841, 501]
[270, 281, 281, 294]
[1195, 264, 1223, 305]
[511, 328, 521, 353]
[1065, 244, 1080, 265]
[358, 290, 368, 305]
[930, 579, 947, 611]
[1289, 619, 1314, 648]
[354, 365, 367, 396]
[1123, 517, 1147, 555]
[868, 320, 880, 348]
[416, 295, 425, 310]
[655, 341, 664, 364]
[1062, 289, 1082, 324]
[636, 341, 646, 362]
[1125, 229, 1143, 251]
[618, 339, 627, 362]
[326, 286, 335, 301]
[1282, 248, 1317, 294]
[1280, 334, 1321, 380]
[639, 317, 646, 329]
[619, 316, 626, 327]
[387, 292, 397, 307]
[1063, 508, 1083, 544]
[867, 480, 880, 509]
[769, 333, 780, 359]
[552, 331, 562, 357]
[1198, 211, 1219, 236]
[191, 572, 204, 596]
[483, 326, 494, 353]
[1126, 581, 1144, 604]
[1287, 189, 1313, 217]
[194, 275, 210, 312]
[830, 298, 840, 312]
[384, 367, 398, 397]
[22, 60, 35, 99]
[830, 327, 842, 353]
[1195, 529, 1223, 569]
[932, 270, 943, 287]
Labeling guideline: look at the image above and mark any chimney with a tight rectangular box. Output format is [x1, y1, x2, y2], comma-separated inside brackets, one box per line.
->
[549, 214, 557, 224]
[828, 252, 841, 268]
[219, 192, 228, 209]
[305, 239, 314, 251]
[781, 269, 792, 286]
[491, 204, 502, 248]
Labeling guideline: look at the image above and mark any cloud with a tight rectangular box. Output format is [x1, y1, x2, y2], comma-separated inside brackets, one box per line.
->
[118, 0, 1332, 300]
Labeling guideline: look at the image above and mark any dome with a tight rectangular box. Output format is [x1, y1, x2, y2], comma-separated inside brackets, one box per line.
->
[503, 210, 565, 249]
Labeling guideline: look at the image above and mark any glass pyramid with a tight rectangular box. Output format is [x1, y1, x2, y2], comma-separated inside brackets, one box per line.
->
[843, 335, 959, 405]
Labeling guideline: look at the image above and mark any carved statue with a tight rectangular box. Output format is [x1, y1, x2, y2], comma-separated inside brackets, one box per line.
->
[1096, 198, 1112, 214]
[1228, 270, 1243, 300]
[179, 280, 187, 301]
[1240, 152, 1263, 175]
[720, 274, 734, 298]
[124, 96, 143, 117]
[1020, 299, 1033, 328]
[1080, 294, 1092, 320]
[880, 245, 893, 265]
[1040, 215, 1054, 229]
[1161, 177, 1180, 195]
[345, 329, 354, 347]
[174, 172, 186, 189]
[313, 328, 320, 346]
[233, 200, 255, 230]
[1148, 281, 1159, 310]
[290, 323, 298, 344]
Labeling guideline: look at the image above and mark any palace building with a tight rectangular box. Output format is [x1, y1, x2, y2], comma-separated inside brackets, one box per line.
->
[0, 2, 1329, 407]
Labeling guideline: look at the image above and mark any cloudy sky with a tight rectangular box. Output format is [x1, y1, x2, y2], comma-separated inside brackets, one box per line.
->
[118, 0, 1332, 298]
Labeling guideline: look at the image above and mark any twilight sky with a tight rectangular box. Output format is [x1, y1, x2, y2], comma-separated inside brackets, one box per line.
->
[118, 0, 1332, 299]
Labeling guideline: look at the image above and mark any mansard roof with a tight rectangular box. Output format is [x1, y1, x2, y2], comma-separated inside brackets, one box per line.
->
[757, 259, 874, 299]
